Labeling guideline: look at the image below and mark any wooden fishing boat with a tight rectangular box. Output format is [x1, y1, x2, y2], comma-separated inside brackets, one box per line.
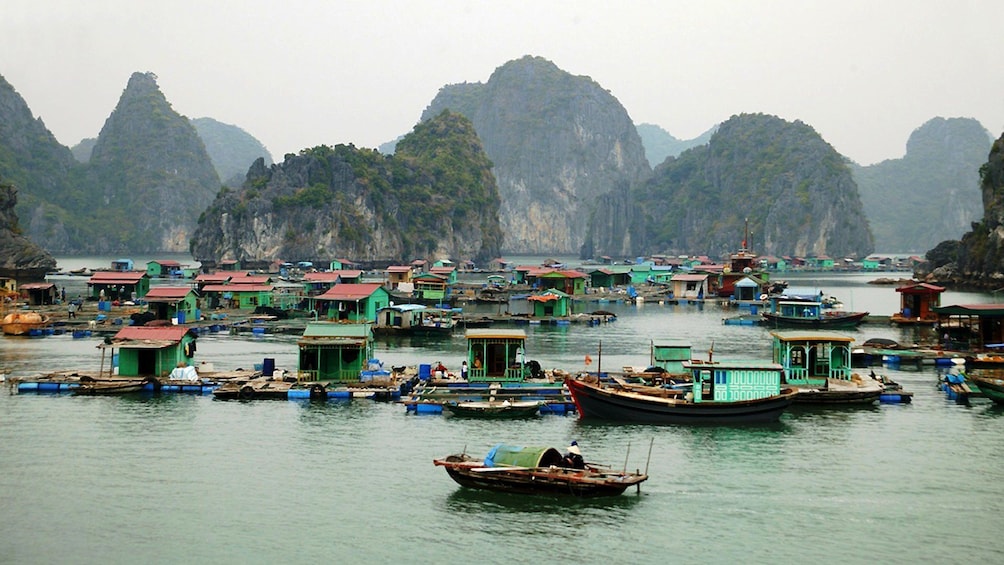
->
[440, 400, 542, 418]
[565, 360, 796, 425]
[73, 376, 151, 395]
[969, 375, 1004, 405]
[1, 312, 51, 336]
[433, 445, 647, 497]
[762, 293, 867, 329]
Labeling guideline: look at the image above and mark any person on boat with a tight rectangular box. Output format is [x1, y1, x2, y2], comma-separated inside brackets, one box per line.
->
[435, 361, 448, 378]
[562, 441, 585, 469]
[67, 301, 77, 319]
[461, 360, 469, 380]
[473, 354, 482, 370]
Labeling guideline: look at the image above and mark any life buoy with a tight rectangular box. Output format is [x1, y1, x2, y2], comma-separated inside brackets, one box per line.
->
[759, 293, 768, 301]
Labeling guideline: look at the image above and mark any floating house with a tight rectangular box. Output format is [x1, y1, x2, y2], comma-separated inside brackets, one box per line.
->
[315, 283, 390, 322]
[110, 258, 134, 271]
[466, 329, 529, 382]
[303, 272, 352, 296]
[892, 282, 944, 325]
[87, 270, 150, 301]
[143, 287, 199, 324]
[218, 259, 241, 271]
[931, 304, 1004, 350]
[770, 331, 853, 386]
[146, 260, 185, 278]
[18, 282, 58, 306]
[329, 258, 358, 271]
[670, 273, 709, 300]
[1, 276, 18, 294]
[200, 284, 274, 309]
[194, 273, 231, 293]
[588, 267, 632, 289]
[413, 273, 449, 302]
[731, 275, 768, 302]
[385, 265, 414, 289]
[296, 322, 374, 382]
[527, 289, 572, 317]
[519, 268, 587, 295]
[429, 266, 458, 285]
[99, 326, 198, 378]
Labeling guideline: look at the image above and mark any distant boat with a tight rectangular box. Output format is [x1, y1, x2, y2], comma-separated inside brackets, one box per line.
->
[1, 312, 51, 336]
[433, 444, 647, 497]
[761, 295, 868, 329]
[440, 400, 542, 418]
[970, 375, 1004, 405]
[73, 377, 151, 396]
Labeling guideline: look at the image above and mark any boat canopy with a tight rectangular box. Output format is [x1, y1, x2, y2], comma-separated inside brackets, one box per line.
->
[483, 445, 563, 468]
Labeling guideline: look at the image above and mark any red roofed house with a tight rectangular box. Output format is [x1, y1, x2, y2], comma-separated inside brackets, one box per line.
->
[143, 286, 199, 324]
[315, 283, 391, 322]
[200, 284, 274, 309]
[303, 271, 364, 296]
[892, 282, 945, 325]
[99, 325, 198, 378]
[87, 270, 150, 301]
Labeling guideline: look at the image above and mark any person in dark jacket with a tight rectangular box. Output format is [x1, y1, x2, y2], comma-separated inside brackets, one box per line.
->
[562, 441, 585, 469]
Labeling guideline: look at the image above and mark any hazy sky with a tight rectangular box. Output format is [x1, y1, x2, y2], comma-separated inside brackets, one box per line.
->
[3, 0, 1002, 166]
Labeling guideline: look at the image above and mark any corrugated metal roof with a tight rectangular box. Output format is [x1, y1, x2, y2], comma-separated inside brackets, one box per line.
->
[201, 284, 274, 292]
[770, 330, 855, 343]
[301, 322, 372, 338]
[465, 329, 527, 340]
[318, 283, 384, 300]
[113, 326, 190, 342]
[88, 271, 146, 283]
[144, 287, 195, 299]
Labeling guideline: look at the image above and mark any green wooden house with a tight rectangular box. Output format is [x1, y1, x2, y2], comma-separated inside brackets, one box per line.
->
[200, 284, 274, 309]
[329, 258, 358, 271]
[466, 329, 528, 382]
[296, 322, 374, 382]
[527, 289, 572, 317]
[87, 270, 150, 301]
[429, 266, 458, 285]
[682, 360, 784, 402]
[143, 286, 199, 324]
[771, 331, 854, 386]
[413, 273, 449, 302]
[99, 326, 197, 378]
[316, 283, 391, 322]
[533, 269, 587, 295]
[588, 267, 631, 289]
[146, 260, 184, 278]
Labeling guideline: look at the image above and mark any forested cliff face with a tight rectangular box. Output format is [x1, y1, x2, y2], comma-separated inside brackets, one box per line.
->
[0, 71, 221, 254]
[584, 113, 874, 259]
[0, 177, 56, 280]
[420, 55, 650, 254]
[854, 117, 991, 252]
[0, 74, 82, 253]
[191, 111, 502, 268]
[191, 117, 274, 187]
[87, 72, 220, 252]
[919, 131, 1004, 287]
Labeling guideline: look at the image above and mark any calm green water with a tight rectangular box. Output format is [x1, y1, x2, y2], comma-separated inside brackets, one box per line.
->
[3, 276, 1004, 564]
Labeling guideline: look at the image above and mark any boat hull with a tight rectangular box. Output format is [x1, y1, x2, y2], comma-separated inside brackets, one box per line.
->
[971, 376, 1004, 404]
[434, 456, 646, 497]
[441, 401, 541, 418]
[762, 311, 868, 329]
[565, 378, 793, 425]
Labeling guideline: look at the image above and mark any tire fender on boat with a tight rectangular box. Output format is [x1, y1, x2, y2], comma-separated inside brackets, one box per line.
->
[309, 383, 326, 400]
[239, 385, 255, 400]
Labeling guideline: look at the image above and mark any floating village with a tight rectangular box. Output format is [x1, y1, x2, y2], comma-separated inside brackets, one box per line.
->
[4, 247, 1004, 495]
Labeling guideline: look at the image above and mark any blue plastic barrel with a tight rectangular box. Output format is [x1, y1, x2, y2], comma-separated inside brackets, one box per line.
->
[262, 358, 275, 376]
[18, 382, 39, 392]
[415, 403, 443, 414]
[418, 364, 431, 380]
[252, 327, 266, 336]
[176, 311, 185, 324]
[287, 389, 311, 400]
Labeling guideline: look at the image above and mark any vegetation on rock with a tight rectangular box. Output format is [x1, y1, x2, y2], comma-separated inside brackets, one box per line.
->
[191, 111, 502, 267]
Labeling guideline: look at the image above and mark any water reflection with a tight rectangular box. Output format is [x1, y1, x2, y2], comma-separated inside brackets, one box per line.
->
[443, 486, 645, 517]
